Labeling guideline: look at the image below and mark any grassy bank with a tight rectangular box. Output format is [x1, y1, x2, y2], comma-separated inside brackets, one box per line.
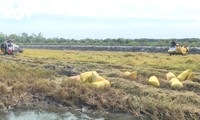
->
[0, 49, 200, 119]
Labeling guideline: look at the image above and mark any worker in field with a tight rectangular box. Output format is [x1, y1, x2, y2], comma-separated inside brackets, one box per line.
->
[6, 40, 14, 54]
[171, 40, 176, 48]
[7, 40, 13, 47]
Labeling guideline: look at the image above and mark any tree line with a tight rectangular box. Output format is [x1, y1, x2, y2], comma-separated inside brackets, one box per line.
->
[1, 32, 200, 47]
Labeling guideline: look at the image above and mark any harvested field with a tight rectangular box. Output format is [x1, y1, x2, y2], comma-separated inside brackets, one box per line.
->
[0, 49, 200, 120]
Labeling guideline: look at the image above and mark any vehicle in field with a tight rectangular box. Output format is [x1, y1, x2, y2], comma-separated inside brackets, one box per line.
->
[1, 40, 23, 55]
[168, 45, 189, 55]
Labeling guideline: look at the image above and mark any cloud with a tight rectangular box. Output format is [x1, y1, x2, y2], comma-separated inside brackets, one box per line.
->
[0, 0, 200, 20]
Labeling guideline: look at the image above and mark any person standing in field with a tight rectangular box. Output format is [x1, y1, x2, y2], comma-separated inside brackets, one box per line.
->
[171, 40, 176, 47]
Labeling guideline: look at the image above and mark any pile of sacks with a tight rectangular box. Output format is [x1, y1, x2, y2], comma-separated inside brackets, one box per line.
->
[148, 69, 195, 88]
[70, 71, 111, 87]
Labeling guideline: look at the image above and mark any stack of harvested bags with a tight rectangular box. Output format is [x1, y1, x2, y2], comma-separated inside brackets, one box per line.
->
[70, 71, 111, 87]
[148, 69, 195, 88]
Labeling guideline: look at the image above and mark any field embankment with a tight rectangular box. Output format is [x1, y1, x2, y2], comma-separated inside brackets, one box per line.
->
[0, 49, 200, 120]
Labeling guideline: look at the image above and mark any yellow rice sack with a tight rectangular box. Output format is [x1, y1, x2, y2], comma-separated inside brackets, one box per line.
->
[186, 73, 195, 81]
[80, 71, 94, 83]
[129, 71, 137, 80]
[170, 78, 183, 88]
[177, 69, 192, 81]
[92, 80, 111, 87]
[92, 71, 105, 82]
[148, 76, 160, 87]
[169, 78, 180, 84]
[171, 81, 183, 88]
[171, 79, 183, 88]
[166, 72, 176, 80]
[123, 71, 131, 78]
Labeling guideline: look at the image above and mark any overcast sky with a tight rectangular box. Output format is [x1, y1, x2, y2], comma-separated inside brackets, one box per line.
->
[0, 0, 200, 39]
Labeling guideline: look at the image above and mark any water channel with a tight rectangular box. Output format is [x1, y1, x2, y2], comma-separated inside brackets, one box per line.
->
[0, 108, 145, 120]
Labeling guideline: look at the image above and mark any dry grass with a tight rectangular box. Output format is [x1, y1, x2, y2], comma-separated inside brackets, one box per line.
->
[0, 49, 200, 119]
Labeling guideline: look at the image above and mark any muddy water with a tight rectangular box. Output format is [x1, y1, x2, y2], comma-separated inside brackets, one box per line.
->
[0, 109, 103, 120]
[0, 109, 145, 120]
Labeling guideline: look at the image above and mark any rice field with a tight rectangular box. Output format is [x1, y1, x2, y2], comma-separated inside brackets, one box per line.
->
[0, 49, 200, 120]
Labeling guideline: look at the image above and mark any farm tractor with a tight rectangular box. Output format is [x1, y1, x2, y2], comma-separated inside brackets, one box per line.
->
[168, 45, 189, 55]
[1, 41, 23, 55]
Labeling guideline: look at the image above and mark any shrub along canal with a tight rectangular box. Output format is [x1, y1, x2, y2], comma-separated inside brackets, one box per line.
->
[20, 45, 200, 54]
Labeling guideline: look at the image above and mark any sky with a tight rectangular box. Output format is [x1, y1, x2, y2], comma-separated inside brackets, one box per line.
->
[0, 0, 200, 39]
